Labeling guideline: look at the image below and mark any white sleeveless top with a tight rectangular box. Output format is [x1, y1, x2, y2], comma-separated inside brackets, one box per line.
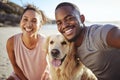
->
[14, 33, 46, 80]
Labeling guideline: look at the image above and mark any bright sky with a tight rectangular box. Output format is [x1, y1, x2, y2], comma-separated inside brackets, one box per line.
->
[10, 0, 120, 22]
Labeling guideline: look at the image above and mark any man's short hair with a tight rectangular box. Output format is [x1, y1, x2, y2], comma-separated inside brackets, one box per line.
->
[55, 2, 80, 14]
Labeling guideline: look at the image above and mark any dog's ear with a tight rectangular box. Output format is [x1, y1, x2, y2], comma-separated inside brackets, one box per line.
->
[43, 36, 50, 54]
[69, 42, 77, 55]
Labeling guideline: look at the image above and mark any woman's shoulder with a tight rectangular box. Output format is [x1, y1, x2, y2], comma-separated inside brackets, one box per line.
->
[7, 35, 14, 45]
[7, 33, 21, 46]
[6, 35, 14, 53]
[8, 33, 21, 39]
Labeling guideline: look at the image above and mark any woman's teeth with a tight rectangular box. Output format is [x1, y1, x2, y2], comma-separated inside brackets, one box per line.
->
[25, 28, 32, 32]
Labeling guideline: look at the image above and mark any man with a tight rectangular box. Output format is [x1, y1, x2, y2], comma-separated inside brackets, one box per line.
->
[55, 2, 120, 80]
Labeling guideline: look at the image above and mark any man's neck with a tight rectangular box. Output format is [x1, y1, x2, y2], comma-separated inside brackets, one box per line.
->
[75, 27, 87, 47]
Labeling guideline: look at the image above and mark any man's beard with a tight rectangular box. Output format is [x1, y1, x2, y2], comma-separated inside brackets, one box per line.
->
[67, 31, 80, 42]
[68, 36, 77, 42]
[67, 27, 83, 42]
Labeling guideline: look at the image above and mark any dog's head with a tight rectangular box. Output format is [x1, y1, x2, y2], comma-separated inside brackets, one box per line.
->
[44, 34, 71, 67]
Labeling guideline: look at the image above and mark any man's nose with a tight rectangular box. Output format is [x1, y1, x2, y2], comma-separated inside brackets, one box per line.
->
[62, 21, 68, 28]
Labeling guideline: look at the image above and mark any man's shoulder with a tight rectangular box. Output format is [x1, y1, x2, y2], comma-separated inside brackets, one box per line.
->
[89, 24, 116, 29]
[87, 24, 116, 33]
[88, 24, 102, 30]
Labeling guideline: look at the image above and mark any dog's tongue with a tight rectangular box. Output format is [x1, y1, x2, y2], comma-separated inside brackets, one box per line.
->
[52, 59, 61, 67]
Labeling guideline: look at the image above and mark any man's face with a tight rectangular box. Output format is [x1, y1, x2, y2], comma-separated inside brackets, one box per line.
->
[55, 6, 82, 42]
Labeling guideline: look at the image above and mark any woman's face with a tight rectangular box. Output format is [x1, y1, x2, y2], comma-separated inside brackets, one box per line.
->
[20, 10, 42, 37]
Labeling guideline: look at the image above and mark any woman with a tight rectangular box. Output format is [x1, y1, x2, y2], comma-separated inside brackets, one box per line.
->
[6, 4, 48, 80]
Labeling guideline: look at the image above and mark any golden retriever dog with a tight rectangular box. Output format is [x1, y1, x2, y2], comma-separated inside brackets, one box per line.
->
[44, 34, 97, 80]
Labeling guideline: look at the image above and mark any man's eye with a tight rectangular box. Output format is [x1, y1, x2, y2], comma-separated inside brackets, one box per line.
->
[68, 17, 73, 20]
[66, 17, 74, 21]
[56, 22, 61, 26]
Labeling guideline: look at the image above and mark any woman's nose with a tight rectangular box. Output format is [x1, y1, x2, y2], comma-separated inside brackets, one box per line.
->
[26, 21, 32, 27]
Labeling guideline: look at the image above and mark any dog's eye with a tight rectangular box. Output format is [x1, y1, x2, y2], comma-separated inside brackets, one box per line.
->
[61, 41, 67, 45]
[50, 41, 54, 44]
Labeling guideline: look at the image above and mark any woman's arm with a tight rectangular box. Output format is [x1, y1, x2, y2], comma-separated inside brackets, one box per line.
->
[6, 36, 28, 80]
[41, 65, 51, 80]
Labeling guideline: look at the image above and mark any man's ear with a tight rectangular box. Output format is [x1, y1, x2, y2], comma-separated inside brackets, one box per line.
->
[80, 14, 85, 23]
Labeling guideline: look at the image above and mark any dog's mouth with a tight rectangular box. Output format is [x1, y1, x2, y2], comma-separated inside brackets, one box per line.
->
[52, 55, 66, 67]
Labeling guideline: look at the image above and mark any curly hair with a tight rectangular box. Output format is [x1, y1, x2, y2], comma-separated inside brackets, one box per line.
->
[21, 4, 47, 25]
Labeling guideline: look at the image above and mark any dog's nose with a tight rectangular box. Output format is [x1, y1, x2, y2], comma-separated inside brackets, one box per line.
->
[51, 49, 60, 57]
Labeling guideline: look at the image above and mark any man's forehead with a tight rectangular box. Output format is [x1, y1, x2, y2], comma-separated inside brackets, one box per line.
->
[55, 6, 74, 19]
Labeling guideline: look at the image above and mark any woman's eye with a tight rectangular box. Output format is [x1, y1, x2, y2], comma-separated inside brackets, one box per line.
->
[32, 19, 37, 23]
[23, 18, 28, 21]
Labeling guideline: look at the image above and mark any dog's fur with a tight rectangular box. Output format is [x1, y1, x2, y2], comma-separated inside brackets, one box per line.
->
[44, 34, 97, 80]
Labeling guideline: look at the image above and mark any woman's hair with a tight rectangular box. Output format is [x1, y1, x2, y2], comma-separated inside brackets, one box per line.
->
[21, 4, 47, 25]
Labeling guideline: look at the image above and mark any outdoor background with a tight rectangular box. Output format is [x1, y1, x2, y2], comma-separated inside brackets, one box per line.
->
[0, 0, 120, 80]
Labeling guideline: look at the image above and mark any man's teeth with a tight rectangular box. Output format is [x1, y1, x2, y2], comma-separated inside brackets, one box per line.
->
[25, 28, 32, 32]
[65, 29, 72, 34]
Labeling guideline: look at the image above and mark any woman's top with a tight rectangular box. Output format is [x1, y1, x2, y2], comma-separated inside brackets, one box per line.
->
[14, 33, 46, 80]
